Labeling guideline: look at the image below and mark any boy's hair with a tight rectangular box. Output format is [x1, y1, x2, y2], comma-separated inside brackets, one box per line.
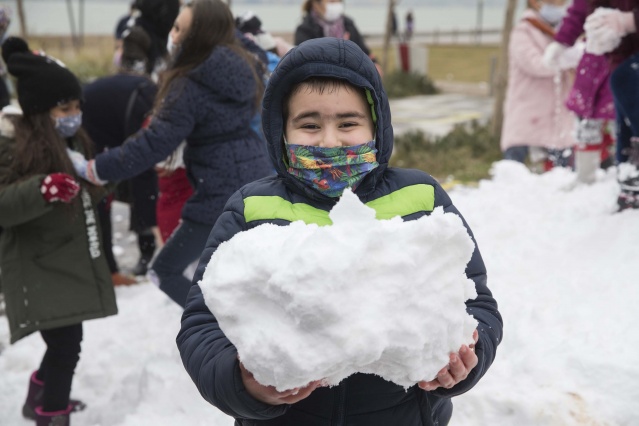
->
[282, 77, 373, 125]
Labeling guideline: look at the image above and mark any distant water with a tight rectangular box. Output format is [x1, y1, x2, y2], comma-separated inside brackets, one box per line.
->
[3, 0, 526, 36]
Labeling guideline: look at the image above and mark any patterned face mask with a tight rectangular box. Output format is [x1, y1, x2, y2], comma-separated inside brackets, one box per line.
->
[54, 112, 82, 138]
[285, 140, 379, 198]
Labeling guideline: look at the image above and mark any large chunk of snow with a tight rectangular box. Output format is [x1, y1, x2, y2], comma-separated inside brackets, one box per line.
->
[200, 189, 478, 391]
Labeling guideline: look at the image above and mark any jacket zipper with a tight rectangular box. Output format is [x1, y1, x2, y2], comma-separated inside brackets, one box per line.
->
[332, 380, 347, 426]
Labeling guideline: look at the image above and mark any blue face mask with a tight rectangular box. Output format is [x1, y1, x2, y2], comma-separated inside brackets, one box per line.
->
[54, 112, 82, 138]
[539, 4, 566, 26]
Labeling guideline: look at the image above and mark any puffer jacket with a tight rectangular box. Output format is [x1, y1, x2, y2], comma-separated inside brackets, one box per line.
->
[94, 44, 272, 226]
[177, 38, 503, 426]
[501, 9, 575, 151]
[0, 124, 117, 344]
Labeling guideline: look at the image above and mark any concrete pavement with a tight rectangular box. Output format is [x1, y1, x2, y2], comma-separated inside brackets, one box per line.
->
[389, 91, 494, 138]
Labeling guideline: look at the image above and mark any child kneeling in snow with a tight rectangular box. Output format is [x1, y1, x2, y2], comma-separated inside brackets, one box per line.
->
[177, 37, 503, 425]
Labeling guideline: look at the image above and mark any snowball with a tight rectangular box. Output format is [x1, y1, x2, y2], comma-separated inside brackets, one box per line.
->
[200, 189, 478, 391]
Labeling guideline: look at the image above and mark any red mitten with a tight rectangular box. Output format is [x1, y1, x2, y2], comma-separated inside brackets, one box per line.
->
[40, 173, 80, 203]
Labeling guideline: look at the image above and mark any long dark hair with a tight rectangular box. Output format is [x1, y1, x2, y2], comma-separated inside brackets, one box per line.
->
[154, 0, 263, 112]
[7, 112, 94, 183]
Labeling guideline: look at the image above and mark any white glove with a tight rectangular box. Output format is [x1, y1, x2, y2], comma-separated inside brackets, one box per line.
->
[543, 41, 567, 70]
[558, 41, 585, 70]
[585, 8, 636, 55]
[66, 148, 106, 186]
[66, 147, 88, 178]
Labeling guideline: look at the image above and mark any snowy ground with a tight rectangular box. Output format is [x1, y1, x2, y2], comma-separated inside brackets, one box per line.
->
[1, 161, 638, 426]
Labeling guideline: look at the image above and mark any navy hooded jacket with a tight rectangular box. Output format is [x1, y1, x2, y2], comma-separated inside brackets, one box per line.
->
[94, 44, 272, 226]
[177, 38, 503, 426]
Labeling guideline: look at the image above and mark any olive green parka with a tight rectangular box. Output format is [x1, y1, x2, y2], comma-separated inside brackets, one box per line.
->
[0, 118, 117, 344]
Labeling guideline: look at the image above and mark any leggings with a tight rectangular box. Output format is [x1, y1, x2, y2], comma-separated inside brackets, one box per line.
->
[37, 323, 83, 411]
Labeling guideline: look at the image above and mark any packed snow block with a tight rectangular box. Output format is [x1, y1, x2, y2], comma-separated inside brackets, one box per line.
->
[200, 189, 478, 391]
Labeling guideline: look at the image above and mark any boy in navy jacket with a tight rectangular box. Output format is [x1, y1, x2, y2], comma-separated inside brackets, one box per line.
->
[177, 37, 502, 426]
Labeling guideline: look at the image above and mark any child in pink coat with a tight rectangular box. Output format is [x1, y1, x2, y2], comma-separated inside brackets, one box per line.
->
[501, 0, 576, 171]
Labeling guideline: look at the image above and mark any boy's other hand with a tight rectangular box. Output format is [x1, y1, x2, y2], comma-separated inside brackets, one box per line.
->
[239, 361, 323, 405]
[417, 329, 479, 392]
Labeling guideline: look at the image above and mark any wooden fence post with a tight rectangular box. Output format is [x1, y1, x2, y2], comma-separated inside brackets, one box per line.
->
[491, 0, 518, 138]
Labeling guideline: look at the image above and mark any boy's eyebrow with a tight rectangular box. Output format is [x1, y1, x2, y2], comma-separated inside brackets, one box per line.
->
[291, 111, 368, 123]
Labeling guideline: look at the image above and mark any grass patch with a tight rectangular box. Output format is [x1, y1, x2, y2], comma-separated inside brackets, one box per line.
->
[427, 44, 499, 84]
[26, 35, 116, 83]
[383, 70, 438, 98]
[391, 120, 502, 182]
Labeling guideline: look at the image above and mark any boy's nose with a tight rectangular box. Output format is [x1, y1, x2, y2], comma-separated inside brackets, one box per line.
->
[320, 128, 341, 148]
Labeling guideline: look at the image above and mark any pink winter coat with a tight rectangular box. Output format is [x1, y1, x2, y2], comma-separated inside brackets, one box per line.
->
[501, 9, 575, 152]
[555, 0, 615, 119]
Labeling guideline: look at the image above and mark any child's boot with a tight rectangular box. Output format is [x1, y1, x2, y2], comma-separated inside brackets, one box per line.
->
[22, 371, 44, 419]
[131, 229, 156, 276]
[617, 138, 639, 210]
[22, 371, 86, 420]
[35, 405, 72, 426]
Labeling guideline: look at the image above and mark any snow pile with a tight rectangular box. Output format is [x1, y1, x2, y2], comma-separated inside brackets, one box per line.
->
[200, 189, 478, 391]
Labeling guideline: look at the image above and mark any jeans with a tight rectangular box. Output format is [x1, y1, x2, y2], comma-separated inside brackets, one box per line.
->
[610, 53, 639, 164]
[503, 146, 529, 163]
[38, 323, 83, 411]
[150, 219, 212, 308]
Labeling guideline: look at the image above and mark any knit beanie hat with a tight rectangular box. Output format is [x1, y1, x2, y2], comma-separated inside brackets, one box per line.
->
[1, 37, 82, 116]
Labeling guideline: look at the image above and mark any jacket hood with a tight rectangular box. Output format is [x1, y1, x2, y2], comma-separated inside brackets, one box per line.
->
[262, 37, 393, 199]
[187, 45, 258, 105]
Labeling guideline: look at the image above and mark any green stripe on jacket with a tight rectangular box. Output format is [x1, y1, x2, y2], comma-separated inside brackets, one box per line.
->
[243, 184, 435, 225]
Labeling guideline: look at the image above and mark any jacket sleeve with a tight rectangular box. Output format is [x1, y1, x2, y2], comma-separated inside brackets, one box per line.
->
[509, 22, 556, 78]
[554, 0, 587, 46]
[0, 174, 53, 228]
[94, 79, 196, 182]
[0, 139, 53, 227]
[429, 183, 503, 398]
[177, 190, 289, 421]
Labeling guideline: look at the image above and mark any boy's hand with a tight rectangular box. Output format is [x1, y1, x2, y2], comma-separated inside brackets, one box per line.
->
[239, 361, 323, 405]
[417, 329, 479, 392]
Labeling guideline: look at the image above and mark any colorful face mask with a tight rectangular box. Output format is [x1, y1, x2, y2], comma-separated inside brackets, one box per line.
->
[54, 112, 82, 138]
[285, 140, 379, 198]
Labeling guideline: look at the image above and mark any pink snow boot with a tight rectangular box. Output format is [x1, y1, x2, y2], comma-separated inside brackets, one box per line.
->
[35, 405, 72, 426]
[22, 371, 86, 420]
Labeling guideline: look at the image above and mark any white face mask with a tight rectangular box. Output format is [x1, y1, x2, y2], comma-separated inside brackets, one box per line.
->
[323, 2, 344, 22]
[166, 36, 178, 55]
[539, 4, 566, 26]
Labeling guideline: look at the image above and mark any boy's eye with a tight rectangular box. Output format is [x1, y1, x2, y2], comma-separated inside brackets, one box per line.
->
[301, 123, 320, 130]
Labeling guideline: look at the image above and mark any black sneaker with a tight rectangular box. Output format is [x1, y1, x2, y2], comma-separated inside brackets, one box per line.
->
[131, 258, 150, 276]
